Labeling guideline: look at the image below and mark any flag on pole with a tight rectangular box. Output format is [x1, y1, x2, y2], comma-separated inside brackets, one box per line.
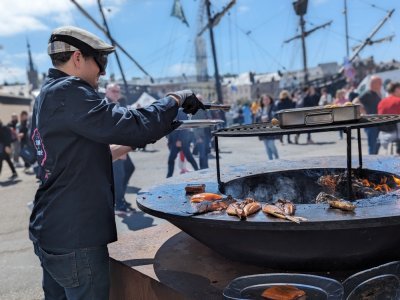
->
[343, 57, 355, 82]
[171, 0, 189, 27]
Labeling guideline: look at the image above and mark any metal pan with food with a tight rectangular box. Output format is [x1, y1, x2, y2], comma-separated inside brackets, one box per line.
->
[276, 103, 361, 128]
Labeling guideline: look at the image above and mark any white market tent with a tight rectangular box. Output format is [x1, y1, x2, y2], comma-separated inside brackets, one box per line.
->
[131, 92, 156, 109]
[357, 69, 400, 96]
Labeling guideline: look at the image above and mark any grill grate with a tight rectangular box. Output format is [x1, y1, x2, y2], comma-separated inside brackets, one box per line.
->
[212, 114, 400, 198]
[213, 114, 400, 137]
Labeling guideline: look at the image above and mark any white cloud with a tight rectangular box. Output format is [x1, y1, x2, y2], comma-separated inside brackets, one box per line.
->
[0, 66, 26, 83]
[0, 15, 48, 36]
[167, 63, 196, 76]
[33, 53, 50, 64]
[0, 0, 125, 36]
[49, 11, 76, 27]
[2, 50, 46, 63]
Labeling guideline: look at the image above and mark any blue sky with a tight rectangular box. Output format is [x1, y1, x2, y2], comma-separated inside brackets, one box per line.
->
[0, 0, 398, 84]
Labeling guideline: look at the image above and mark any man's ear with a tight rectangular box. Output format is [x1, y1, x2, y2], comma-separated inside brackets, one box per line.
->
[71, 51, 83, 69]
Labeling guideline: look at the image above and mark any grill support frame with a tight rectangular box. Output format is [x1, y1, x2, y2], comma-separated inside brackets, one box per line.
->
[213, 115, 400, 200]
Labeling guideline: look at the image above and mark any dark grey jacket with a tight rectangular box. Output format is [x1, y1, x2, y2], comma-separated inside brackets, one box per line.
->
[30, 68, 179, 249]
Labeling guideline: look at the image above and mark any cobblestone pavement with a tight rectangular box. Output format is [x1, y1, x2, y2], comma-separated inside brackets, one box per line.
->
[0, 130, 384, 299]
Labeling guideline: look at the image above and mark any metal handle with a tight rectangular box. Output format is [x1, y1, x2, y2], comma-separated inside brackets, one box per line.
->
[203, 104, 231, 111]
[305, 112, 333, 125]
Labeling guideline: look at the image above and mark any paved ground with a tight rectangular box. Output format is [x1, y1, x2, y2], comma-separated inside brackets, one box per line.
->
[0, 130, 391, 299]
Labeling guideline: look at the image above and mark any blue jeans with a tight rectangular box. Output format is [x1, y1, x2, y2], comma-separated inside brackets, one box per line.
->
[33, 243, 109, 300]
[113, 159, 125, 209]
[365, 127, 380, 154]
[197, 141, 209, 169]
[167, 143, 199, 177]
[112, 156, 135, 209]
[123, 156, 135, 191]
[263, 139, 279, 160]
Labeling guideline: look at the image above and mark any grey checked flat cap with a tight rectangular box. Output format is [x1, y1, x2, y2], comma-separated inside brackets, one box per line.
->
[48, 26, 115, 55]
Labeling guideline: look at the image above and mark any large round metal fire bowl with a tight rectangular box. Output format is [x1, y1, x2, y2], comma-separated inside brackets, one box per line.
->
[137, 156, 400, 271]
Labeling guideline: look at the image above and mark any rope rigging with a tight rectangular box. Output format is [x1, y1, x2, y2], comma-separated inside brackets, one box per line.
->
[356, 0, 392, 13]
[230, 20, 288, 71]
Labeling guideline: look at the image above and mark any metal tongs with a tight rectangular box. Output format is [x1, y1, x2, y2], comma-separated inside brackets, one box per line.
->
[203, 103, 231, 112]
[188, 103, 231, 120]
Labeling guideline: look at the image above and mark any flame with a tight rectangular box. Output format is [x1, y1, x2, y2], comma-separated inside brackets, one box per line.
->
[362, 179, 370, 187]
[393, 176, 400, 186]
[374, 184, 390, 193]
[360, 176, 397, 193]
[319, 174, 400, 196]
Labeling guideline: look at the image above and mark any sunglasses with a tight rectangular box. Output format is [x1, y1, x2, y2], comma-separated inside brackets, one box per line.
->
[91, 52, 108, 73]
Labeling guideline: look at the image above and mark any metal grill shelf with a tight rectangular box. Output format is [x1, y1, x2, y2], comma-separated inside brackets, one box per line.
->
[212, 114, 400, 198]
[213, 115, 400, 137]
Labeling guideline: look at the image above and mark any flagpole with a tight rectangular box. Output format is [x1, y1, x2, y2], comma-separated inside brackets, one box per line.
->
[97, 0, 131, 101]
[344, 0, 350, 58]
[206, 0, 223, 104]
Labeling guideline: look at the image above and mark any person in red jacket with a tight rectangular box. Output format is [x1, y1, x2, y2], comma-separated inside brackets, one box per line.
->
[377, 82, 400, 154]
[378, 82, 400, 115]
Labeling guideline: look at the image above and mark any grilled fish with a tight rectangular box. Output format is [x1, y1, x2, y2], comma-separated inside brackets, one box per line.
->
[190, 192, 223, 203]
[274, 199, 296, 215]
[227, 202, 245, 219]
[328, 199, 356, 212]
[193, 196, 236, 214]
[315, 192, 338, 203]
[226, 197, 261, 220]
[316, 192, 356, 211]
[262, 204, 307, 224]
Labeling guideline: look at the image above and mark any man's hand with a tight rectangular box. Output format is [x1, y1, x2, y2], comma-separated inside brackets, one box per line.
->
[4, 146, 11, 155]
[352, 97, 366, 115]
[167, 90, 205, 114]
[110, 145, 134, 161]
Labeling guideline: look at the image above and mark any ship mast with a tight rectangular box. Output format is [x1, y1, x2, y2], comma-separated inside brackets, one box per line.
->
[70, 0, 154, 83]
[344, 0, 350, 58]
[198, 0, 236, 104]
[348, 9, 395, 64]
[284, 0, 332, 85]
[205, 0, 223, 104]
[97, 0, 130, 100]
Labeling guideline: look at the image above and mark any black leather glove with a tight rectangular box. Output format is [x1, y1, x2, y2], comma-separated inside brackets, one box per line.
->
[167, 90, 205, 114]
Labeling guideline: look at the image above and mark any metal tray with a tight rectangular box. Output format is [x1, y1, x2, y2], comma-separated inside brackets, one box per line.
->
[277, 105, 361, 128]
[223, 273, 343, 300]
[343, 261, 400, 299]
[177, 119, 224, 129]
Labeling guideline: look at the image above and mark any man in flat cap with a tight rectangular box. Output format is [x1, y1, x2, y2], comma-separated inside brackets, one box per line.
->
[29, 26, 204, 299]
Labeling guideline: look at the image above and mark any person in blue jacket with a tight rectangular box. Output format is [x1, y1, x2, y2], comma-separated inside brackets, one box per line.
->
[29, 26, 204, 300]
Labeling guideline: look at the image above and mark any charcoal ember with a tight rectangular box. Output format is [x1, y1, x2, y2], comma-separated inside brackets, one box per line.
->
[317, 172, 391, 200]
[352, 181, 382, 199]
[317, 175, 339, 194]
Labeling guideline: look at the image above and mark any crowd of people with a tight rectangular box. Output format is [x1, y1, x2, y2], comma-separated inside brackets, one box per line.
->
[228, 77, 400, 160]
[2, 78, 400, 188]
[0, 110, 36, 180]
